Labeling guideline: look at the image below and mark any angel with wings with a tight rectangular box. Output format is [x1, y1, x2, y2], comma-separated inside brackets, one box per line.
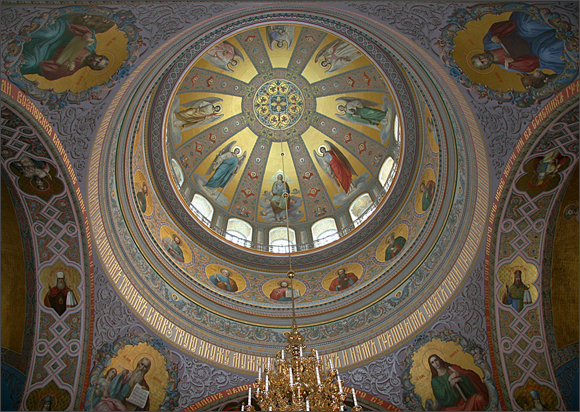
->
[314, 141, 357, 195]
[204, 142, 247, 198]
[266, 25, 295, 50]
[335, 96, 391, 128]
[315, 39, 362, 73]
[203, 41, 244, 72]
[174, 97, 223, 131]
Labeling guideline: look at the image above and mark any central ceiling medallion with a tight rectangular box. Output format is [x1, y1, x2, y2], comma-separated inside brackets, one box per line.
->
[254, 79, 304, 130]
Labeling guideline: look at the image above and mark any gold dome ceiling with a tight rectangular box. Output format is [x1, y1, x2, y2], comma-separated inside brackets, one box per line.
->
[164, 23, 402, 253]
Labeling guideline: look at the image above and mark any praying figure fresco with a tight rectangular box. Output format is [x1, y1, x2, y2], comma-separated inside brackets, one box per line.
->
[497, 257, 539, 314]
[40, 263, 81, 317]
[501, 270, 533, 312]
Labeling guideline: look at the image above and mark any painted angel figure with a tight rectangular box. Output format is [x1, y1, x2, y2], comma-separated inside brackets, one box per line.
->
[313, 141, 357, 195]
[266, 25, 295, 50]
[173, 97, 223, 132]
[336, 97, 390, 127]
[204, 141, 247, 199]
[315, 39, 362, 73]
[203, 41, 244, 72]
[336, 95, 397, 146]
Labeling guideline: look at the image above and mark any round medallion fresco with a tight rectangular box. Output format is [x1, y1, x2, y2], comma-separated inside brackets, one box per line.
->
[89, 7, 489, 371]
[254, 79, 304, 130]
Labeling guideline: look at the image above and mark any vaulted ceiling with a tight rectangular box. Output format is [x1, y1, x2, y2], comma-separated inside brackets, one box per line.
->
[1, 2, 578, 411]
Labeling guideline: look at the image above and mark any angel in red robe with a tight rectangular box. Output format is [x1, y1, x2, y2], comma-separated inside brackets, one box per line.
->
[314, 142, 357, 195]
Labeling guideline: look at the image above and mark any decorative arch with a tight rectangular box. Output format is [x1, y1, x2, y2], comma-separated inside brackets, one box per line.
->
[1, 81, 94, 410]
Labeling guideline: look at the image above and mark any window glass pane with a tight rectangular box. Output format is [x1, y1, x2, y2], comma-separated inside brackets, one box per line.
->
[311, 218, 339, 246]
[394, 114, 401, 142]
[189, 194, 214, 225]
[269, 227, 296, 253]
[226, 218, 253, 246]
[171, 158, 184, 187]
[379, 157, 397, 188]
[349, 193, 375, 228]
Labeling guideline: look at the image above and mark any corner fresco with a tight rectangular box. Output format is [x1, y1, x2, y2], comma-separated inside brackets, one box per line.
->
[82, 333, 179, 411]
[4, 6, 142, 109]
[400, 328, 498, 411]
[438, 3, 578, 107]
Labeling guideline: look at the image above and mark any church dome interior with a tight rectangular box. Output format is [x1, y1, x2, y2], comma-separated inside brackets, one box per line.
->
[1, 2, 578, 411]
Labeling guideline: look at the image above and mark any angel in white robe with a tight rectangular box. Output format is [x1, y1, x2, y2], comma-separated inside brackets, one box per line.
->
[173, 97, 223, 131]
[336, 95, 397, 146]
[315, 39, 362, 73]
[267, 25, 295, 50]
[202, 41, 244, 72]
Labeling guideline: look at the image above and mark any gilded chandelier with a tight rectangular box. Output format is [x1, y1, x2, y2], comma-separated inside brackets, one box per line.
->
[244, 298, 362, 411]
[242, 146, 361, 411]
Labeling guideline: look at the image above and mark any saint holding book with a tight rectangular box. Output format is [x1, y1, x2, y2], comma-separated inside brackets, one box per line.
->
[95, 357, 151, 411]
